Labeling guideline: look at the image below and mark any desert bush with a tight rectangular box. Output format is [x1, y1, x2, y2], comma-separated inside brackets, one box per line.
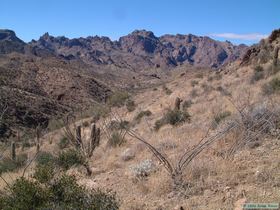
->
[33, 164, 55, 184]
[213, 73, 222, 80]
[182, 100, 192, 110]
[154, 109, 191, 131]
[0, 177, 48, 210]
[0, 154, 27, 174]
[129, 159, 156, 178]
[201, 83, 213, 93]
[82, 120, 90, 127]
[0, 175, 119, 210]
[207, 75, 214, 82]
[58, 136, 69, 149]
[213, 111, 231, 126]
[163, 85, 172, 95]
[250, 65, 264, 83]
[223, 102, 279, 158]
[126, 99, 136, 112]
[190, 89, 199, 98]
[216, 86, 231, 96]
[47, 118, 64, 131]
[108, 91, 130, 107]
[57, 149, 85, 170]
[195, 73, 204, 79]
[134, 110, 152, 122]
[107, 131, 126, 147]
[50, 175, 119, 210]
[109, 120, 130, 130]
[36, 151, 55, 166]
[191, 80, 199, 87]
[89, 105, 110, 123]
[262, 77, 280, 95]
[267, 63, 280, 76]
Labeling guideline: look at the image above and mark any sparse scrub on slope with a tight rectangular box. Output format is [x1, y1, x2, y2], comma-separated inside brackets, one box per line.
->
[154, 109, 191, 131]
[250, 65, 264, 83]
[134, 110, 152, 122]
[108, 91, 130, 107]
[262, 77, 280, 95]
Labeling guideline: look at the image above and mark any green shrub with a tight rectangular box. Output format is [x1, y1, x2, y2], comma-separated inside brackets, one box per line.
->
[0, 178, 48, 210]
[0, 175, 119, 210]
[134, 110, 152, 122]
[50, 175, 119, 210]
[154, 109, 191, 131]
[58, 137, 69, 149]
[108, 91, 130, 107]
[0, 154, 27, 175]
[57, 149, 85, 170]
[126, 99, 136, 112]
[262, 77, 280, 95]
[36, 151, 55, 166]
[33, 164, 55, 184]
[163, 85, 172, 95]
[251, 65, 264, 83]
[213, 111, 231, 125]
[107, 132, 126, 147]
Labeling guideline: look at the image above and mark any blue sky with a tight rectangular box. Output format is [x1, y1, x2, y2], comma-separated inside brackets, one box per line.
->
[1, 0, 279, 45]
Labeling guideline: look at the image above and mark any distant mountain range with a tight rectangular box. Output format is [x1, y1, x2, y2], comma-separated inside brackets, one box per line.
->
[1, 29, 247, 70]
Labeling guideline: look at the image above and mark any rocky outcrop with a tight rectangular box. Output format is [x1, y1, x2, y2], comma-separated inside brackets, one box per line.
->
[241, 28, 280, 65]
[0, 29, 26, 54]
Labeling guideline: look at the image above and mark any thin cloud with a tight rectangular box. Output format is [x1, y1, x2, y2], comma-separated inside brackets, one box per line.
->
[210, 33, 268, 41]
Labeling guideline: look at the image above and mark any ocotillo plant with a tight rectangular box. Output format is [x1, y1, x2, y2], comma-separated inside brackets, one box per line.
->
[174, 97, 183, 110]
[35, 126, 41, 153]
[64, 118, 101, 176]
[273, 46, 279, 66]
[11, 141, 16, 161]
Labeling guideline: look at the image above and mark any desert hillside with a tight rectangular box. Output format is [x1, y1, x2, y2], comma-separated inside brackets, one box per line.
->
[0, 28, 280, 209]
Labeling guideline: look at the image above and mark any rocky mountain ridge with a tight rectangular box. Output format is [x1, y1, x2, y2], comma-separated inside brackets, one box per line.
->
[30, 29, 247, 69]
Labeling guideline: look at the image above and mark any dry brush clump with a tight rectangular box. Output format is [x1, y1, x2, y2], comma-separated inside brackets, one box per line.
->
[250, 65, 265, 83]
[224, 100, 279, 159]
[101, 114, 128, 148]
[262, 76, 280, 95]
